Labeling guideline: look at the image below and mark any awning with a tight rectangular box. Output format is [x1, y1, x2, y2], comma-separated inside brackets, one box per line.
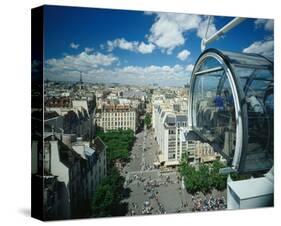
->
[165, 160, 179, 166]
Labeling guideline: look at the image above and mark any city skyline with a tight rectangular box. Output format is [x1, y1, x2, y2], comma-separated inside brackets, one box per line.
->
[32, 5, 274, 220]
[43, 5, 273, 87]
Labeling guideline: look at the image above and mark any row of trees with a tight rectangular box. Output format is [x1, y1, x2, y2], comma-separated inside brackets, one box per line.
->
[179, 158, 253, 195]
[179, 160, 227, 194]
[91, 129, 135, 217]
[144, 113, 152, 129]
[91, 167, 128, 217]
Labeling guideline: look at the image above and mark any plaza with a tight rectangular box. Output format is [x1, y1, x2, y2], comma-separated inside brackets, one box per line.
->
[122, 127, 226, 215]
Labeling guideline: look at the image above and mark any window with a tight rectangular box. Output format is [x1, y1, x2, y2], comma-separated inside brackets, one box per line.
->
[193, 66, 236, 160]
[190, 49, 273, 173]
[169, 130, 175, 134]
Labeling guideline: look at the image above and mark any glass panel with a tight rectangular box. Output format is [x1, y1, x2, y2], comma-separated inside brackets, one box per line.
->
[254, 68, 273, 80]
[191, 51, 273, 173]
[198, 57, 222, 71]
[232, 65, 273, 172]
[222, 50, 272, 68]
[192, 68, 236, 162]
[243, 75, 274, 172]
[234, 67, 255, 79]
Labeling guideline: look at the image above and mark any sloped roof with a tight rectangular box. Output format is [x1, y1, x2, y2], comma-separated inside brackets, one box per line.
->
[45, 135, 82, 168]
[165, 114, 176, 126]
[184, 130, 202, 141]
[91, 136, 106, 154]
[85, 146, 95, 156]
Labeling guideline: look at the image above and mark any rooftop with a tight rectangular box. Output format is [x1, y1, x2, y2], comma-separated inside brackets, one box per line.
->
[100, 104, 134, 112]
[228, 176, 273, 200]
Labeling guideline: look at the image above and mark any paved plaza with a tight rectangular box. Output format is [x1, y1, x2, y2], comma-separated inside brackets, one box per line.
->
[121, 127, 227, 216]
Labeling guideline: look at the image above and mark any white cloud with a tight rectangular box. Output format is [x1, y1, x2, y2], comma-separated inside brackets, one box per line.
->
[113, 64, 190, 86]
[45, 61, 192, 86]
[185, 64, 194, 72]
[120, 64, 184, 76]
[70, 42, 79, 49]
[148, 13, 216, 53]
[137, 42, 155, 54]
[118, 38, 137, 51]
[255, 19, 274, 31]
[243, 39, 274, 57]
[197, 17, 217, 39]
[107, 38, 136, 51]
[107, 38, 155, 54]
[106, 14, 218, 55]
[45, 50, 118, 74]
[177, 49, 190, 61]
[84, 47, 94, 53]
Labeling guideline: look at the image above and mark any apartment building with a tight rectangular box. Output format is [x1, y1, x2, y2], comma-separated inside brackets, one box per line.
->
[96, 104, 137, 132]
[31, 134, 107, 220]
[153, 104, 221, 167]
[153, 104, 188, 166]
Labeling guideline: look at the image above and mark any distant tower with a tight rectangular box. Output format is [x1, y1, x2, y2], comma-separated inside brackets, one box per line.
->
[79, 71, 83, 84]
[78, 71, 84, 93]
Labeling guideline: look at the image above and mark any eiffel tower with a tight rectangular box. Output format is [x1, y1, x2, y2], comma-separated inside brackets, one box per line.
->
[79, 71, 83, 84]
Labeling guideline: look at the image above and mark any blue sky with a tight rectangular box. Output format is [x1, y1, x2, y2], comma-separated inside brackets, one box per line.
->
[43, 5, 274, 87]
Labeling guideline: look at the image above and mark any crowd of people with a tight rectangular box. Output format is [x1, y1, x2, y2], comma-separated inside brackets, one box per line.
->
[192, 194, 226, 211]
[127, 174, 179, 215]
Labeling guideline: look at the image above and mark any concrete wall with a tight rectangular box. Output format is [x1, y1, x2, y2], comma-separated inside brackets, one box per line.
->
[227, 176, 274, 210]
[49, 140, 70, 186]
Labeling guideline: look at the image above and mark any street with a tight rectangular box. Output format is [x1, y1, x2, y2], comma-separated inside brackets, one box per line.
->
[121, 127, 226, 216]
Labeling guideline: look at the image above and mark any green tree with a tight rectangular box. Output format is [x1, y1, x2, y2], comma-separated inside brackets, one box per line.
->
[179, 160, 227, 194]
[209, 160, 227, 191]
[96, 129, 135, 166]
[91, 167, 128, 217]
[144, 113, 152, 128]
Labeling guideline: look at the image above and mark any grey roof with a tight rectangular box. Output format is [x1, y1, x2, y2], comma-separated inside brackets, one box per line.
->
[161, 111, 166, 118]
[184, 130, 202, 141]
[165, 114, 176, 126]
[45, 135, 82, 168]
[123, 91, 147, 98]
[228, 177, 273, 200]
[85, 146, 95, 156]
[91, 136, 106, 154]
[176, 115, 187, 123]
[165, 93, 176, 99]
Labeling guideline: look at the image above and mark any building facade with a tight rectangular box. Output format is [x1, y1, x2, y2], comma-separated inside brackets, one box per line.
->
[96, 104, 137, 132]
[153, 105, 188, 166]
[153, 104, 221, 167]
[31, 134, 107, 220]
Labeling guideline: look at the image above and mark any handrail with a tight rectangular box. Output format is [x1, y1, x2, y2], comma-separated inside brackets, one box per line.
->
[201, 17, 246, 52]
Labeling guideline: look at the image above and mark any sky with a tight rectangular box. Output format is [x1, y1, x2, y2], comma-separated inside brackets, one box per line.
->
[43, 5, 274, 87]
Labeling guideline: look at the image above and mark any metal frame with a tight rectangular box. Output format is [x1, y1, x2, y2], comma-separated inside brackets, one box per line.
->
[194, 66, 223, 76]
[201, 17, 246, 52]
[189, 49, 246, 172]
